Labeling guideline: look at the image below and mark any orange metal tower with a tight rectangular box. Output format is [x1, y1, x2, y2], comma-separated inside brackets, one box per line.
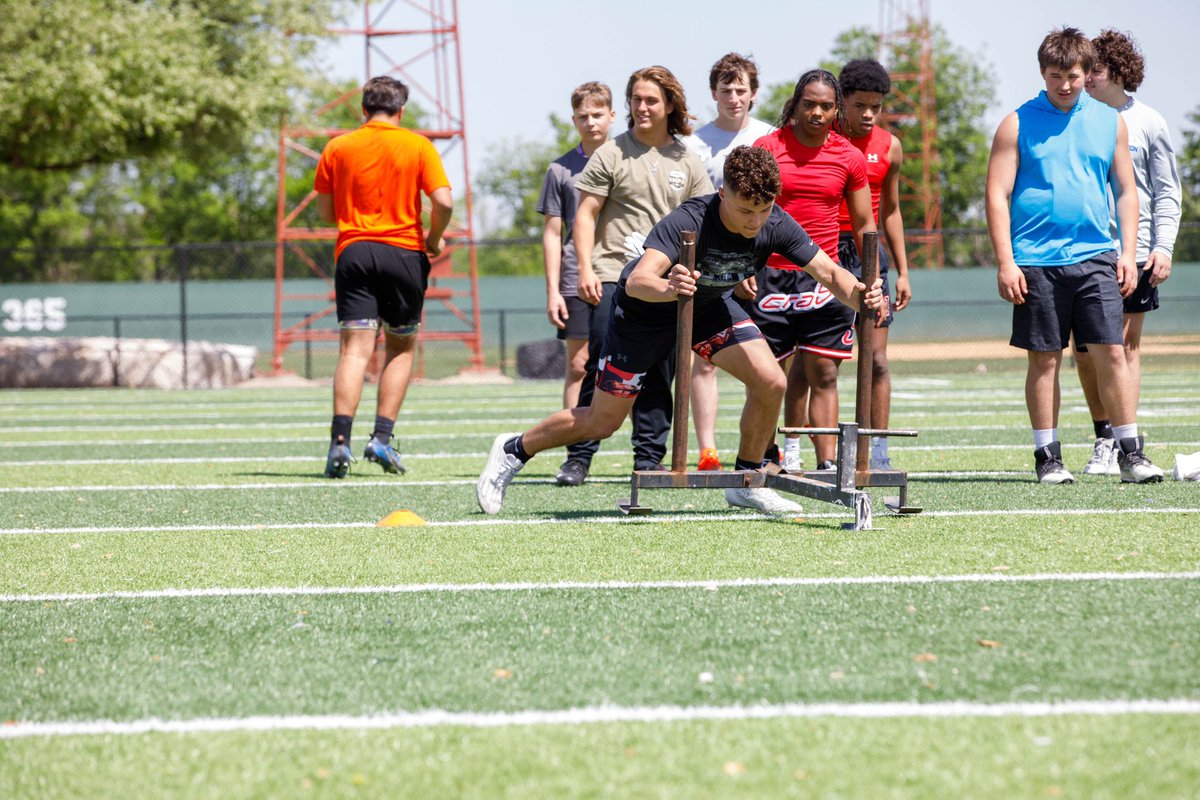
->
[272, 0, 484, 374]
[878, 0, 944, 267]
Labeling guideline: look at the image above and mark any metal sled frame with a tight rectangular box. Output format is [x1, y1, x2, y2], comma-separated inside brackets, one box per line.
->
[617, 231, 923, 530]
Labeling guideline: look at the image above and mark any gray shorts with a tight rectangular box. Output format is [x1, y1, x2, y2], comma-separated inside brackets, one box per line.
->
[1010, 252, 1123, 352]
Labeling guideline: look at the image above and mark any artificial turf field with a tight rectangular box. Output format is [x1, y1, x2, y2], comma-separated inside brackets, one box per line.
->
[1, 367, 1198, 798]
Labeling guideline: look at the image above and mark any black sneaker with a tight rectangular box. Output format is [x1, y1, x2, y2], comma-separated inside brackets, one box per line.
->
[1034, 441, 1075, 484]
[762, 442, 781, 468]
[555, 459, 588, 486]
[634, 460, 665, 472]
[816, 460, 836, 471]
[1117, 436, 1164, 483]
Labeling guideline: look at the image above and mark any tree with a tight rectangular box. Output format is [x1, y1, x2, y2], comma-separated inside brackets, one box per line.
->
[0, 0, 344, 172]
[473, 114, 577, 275]
[759, 24, 998, 265]
[1174, 107, 1200, 262]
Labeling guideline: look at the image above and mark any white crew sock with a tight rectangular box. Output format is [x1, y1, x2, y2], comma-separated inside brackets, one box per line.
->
[1033, 428, 1056, 448]
[783, 437, 802, 460]
[1113, 423, 1138, 441]
[871, 437, 887, 458]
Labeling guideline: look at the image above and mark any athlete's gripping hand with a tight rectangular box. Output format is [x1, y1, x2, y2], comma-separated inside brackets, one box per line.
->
[859, 276, 889, 327]
[666, 263, 698, 298]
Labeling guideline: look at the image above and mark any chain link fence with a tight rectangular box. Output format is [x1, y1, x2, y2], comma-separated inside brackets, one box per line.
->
[3, 226, 1199, 387]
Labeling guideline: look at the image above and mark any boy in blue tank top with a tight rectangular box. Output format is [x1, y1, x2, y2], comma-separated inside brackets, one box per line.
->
[985, 26, 1163, 485]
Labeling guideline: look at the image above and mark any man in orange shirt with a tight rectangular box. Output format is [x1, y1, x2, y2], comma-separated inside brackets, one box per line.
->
[314, 76, 453, 478]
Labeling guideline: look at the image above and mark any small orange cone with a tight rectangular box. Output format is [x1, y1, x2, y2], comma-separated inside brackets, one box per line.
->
[377, 510, 426, 527]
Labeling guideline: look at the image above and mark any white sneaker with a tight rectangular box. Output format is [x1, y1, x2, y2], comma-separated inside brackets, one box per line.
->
[1117, 436, 1164, 484]
[477, 433, 525, 514]
[782, 449, 804, 472]
[869, 455, 894, 471]
[725, 487, 803, 515]
[1083, 438, 1119, 476]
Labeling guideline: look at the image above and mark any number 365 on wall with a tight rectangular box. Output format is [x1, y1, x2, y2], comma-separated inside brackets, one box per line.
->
[1, 297, 67, 332]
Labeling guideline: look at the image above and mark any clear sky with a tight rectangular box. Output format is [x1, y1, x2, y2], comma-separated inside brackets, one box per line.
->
[319, 0, 1197, 217]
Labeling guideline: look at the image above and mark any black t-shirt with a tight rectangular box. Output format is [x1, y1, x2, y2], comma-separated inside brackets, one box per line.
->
[617, 194, 820, 305]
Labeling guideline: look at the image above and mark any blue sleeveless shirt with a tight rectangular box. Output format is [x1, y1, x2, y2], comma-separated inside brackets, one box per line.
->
[1011, 91, 1118, 266]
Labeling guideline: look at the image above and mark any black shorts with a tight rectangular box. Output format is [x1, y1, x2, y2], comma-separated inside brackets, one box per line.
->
[1123, 262, 1160, 314]
[335, 241, 430, 335]
[596, 289, 763, 399]
[750, 267, 856, 361]
[1074, 262, 1160, 353]
[838, 232, 893, 329]
[1011, 252, 1123, 352]
[555, 295, 591, 341]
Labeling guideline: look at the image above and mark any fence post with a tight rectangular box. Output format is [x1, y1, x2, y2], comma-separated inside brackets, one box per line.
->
[176, 247, 189, 389]
[498, 309, 507, 376]
[304, 321, 313, 380]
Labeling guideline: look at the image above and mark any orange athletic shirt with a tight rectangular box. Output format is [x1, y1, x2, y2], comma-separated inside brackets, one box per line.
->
[314, 119, 451, 260]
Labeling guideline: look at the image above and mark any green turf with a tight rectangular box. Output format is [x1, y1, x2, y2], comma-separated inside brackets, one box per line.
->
[2, 369, 1199, 797]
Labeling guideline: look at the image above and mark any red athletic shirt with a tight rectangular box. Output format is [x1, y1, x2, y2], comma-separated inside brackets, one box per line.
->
[837, 124, 893, 232]
[314, 120, 451, 260]
[754, 127, 867, 266]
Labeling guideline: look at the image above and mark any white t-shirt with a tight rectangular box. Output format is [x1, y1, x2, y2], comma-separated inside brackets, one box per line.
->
[684, 116, 776, 188]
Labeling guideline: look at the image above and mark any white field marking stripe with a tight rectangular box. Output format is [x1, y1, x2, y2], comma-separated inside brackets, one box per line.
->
[5, 505, 1199, 538]
[4, 505, 1198, 539]
[3, 570, 1199, 604]
[0, 477, 635, 495]
[10, 440, 1200, 467]
[2, 699, 1200, 739]
[8, 419, 1200, 448]
[0, 419, 547, 434]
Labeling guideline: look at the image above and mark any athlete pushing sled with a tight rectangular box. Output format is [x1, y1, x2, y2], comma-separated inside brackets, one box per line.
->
[477, 145, 886, 515]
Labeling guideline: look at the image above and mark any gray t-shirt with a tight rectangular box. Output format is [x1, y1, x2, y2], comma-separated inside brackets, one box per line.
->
[1118, 97, 1181, 261]
[684, 116, 775, 188]
[575, 131, 713, 282]
[536, 145, 589, 297]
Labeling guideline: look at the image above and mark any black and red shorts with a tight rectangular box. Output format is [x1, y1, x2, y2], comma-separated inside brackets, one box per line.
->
[597, 288, 763, 399]
[750, 267, 856, 361]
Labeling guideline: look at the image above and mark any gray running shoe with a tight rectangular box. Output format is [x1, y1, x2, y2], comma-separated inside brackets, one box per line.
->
[324, 436, 352, 478]
[1034, 441, 1075, 484]
[816, 460, 836, 472]
[477, 434, 525, 514]
[1117, 436, 1164, 484]
[364, 436, 406, 475]
[725, 486, 803, 515]
[1082, 437, 1119, 476]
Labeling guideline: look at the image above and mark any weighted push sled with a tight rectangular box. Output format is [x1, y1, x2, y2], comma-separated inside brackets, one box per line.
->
[617, 230, 923, 530]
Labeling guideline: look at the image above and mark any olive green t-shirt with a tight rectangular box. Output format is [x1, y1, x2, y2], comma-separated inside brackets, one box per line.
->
[576, 131, 713, 282]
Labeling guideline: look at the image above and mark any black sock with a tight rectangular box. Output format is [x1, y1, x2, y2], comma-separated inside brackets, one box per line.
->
[1093, 420, 1113, 439]
[372, 415, 395, 443]
[734, 457, 760, 472]
[331, 415, 353, 444]
[504, 434, 532, 463]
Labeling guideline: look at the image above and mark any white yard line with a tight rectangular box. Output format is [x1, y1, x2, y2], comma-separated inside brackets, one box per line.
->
[2, 699, 1198, 739]
[6, 441, 1200, 468]
[3, 570, 1198, 604]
